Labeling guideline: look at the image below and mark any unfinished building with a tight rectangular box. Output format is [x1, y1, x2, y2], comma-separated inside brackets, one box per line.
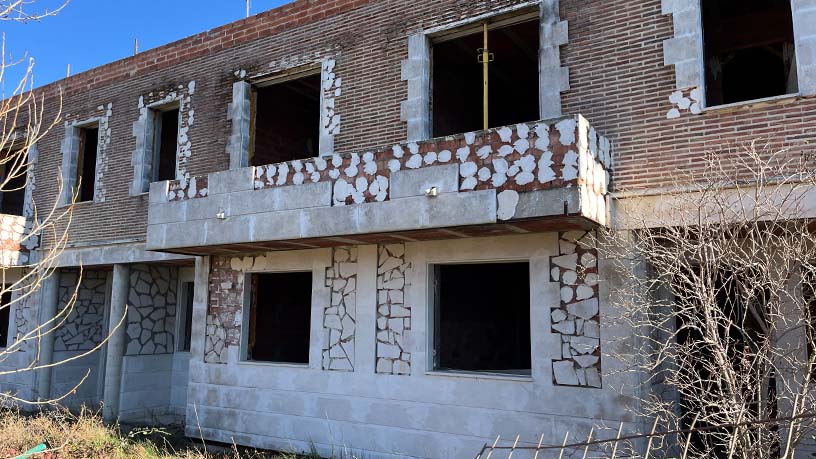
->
[0, 0, 814, 458]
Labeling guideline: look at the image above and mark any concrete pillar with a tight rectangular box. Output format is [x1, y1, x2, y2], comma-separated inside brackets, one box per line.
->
[102, 264, 130, 422]
[34, 269, 61, 401]
[400, 33, 431, 142]
[539, 0, 570, 119]
[185, 257, 209, 430]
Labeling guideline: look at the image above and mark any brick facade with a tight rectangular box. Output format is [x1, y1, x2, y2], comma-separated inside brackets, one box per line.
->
[29, 0, 815, 248]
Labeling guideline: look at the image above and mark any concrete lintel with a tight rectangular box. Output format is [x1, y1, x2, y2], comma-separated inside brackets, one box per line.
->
[55, 242, 193, 267]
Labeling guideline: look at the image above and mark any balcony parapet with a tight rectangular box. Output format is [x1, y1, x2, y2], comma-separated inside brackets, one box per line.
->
[147, 115, 612, 254]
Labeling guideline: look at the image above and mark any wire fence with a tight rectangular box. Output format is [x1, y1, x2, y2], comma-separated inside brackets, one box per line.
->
[473, 412, 816, 459]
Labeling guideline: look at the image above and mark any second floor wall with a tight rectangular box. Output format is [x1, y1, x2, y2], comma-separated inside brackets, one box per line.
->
[19, 0, 816, 248]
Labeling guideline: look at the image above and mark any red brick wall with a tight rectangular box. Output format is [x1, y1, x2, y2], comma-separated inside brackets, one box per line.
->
[34, 0, 530, 247]
[560, 0, 816, 191]
[31, 0, 816, 247]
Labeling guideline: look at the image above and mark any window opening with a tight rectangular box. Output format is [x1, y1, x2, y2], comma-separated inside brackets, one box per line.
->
[675, 269, 778, 458]
[0, 290, 11, 348]
[432, 19, 539, 137]
[250, 73, 320, 167]
[246, 272, 312, 364]
[432, 262, 531, 374]
[702, 0, 797, 106]
[178, 281, 194, 352]
[76, 126, 99, 202]
[151, 108, 179, 182]
[0, 152, 27, 216]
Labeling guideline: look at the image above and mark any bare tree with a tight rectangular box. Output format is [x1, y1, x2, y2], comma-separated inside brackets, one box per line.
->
[0, 0, 126, 408]
[598, 142, 816, 458]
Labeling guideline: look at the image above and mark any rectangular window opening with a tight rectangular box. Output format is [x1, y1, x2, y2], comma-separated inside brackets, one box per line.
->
[432, 18, 540, 138]
[245, 271, 312, 364]
[432, 262, 531, 375]
[703, 0, 797, 106]
[76, 126, 99, 203]
[0, 151, 27, 216]
[0, 290, 11, 348]
[250, 73, 321, 167]
[151, 107, 179, 182]
[178, 281, 194, 352]
[674, 269, 778, 459]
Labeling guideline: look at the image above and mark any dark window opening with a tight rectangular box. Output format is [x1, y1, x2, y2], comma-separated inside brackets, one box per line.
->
[0, 290, 11, 348]
[675, 269, 778, 458]
[703, 0, 797, 106]
[152, 108, 179, 182]
[803, 269, 816, 375]
[179, 281, 194, 352]
[246, 272, 312, 364]
[432, 19, 539, 138]
[77, 126, 98, 203]
[433, 262, 531, 374]
[0, 155, 27, 216]
[250, 73, 320, 167]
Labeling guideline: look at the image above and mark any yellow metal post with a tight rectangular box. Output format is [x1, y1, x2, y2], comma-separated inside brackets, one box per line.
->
[482, 22, 489, 130]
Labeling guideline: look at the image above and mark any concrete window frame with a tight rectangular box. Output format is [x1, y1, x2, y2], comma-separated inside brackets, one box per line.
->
[147, 101, 182, 184]
[238, 269, 315, 368]
[424, 258, 534, 379]
[400, 0, 569, 143]
[661, 0, 816, 114]
[227, 60, 339, 170]
[59, 118, 104, 206]
[132, 100, 182, 195]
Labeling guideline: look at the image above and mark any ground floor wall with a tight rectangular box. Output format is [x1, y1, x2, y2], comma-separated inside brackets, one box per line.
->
[187, 233, 639, 459]
[0, 256, 192, 422]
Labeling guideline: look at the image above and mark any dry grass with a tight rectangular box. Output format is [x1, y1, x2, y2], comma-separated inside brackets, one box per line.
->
[0, 408, 302, 459]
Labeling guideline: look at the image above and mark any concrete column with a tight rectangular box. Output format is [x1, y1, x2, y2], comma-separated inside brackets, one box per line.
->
[35, 269, 61, 401]
[539, 0, 570, 119]
[185, 257, 209, 430]
[227, 81, 252, 170]
[400, 33, 431, 142]
[102, 264, 130, 422]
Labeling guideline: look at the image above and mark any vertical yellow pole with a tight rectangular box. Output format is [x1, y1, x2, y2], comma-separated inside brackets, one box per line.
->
[482, 22, 489, 130]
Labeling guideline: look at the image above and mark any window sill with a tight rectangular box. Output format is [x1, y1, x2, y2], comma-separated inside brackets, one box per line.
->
[237, 360, 310, 369]
[425, 370, 533, 382]
[702, 93, 801, 113]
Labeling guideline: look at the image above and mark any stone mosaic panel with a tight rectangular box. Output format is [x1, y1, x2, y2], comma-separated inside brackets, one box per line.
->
[54, 269, 108, 352]
[170, 116, 612, 227]
[550, 231, 601, 388]
[0, 215, 30, 266]
[205, 257, 243, 364]
[375, 243, 411, 375]
[667, 87, 703, 120]
[11, 274, 36, 347]
[320, 58, 342, 154]
[125, 264, 178, 356]
[322, 247, 356, 372]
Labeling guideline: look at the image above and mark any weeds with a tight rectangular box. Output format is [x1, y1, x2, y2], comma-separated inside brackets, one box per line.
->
[0, 408, 300, 459]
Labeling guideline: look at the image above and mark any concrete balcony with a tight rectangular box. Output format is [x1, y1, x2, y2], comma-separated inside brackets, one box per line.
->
[0, 214, 35, 266]
[146, 115, 612, 255]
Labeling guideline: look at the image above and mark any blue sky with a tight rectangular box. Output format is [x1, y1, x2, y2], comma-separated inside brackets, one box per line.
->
[3, 0, 293, 91]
